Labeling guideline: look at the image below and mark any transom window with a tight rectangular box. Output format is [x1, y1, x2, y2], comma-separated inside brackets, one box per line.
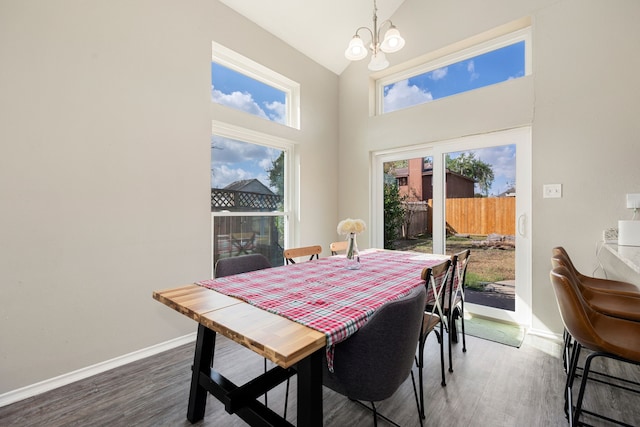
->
[377, 27, 531, 114]
[212, 42, 300, 129]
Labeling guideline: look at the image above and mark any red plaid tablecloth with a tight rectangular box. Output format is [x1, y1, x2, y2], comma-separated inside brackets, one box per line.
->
[197, 249, 448, 370]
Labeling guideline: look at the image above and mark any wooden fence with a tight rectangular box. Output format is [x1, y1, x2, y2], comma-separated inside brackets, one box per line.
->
[405, 197, 516, 237]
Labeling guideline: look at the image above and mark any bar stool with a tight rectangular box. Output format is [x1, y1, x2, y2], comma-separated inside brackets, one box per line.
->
[552, 247, 640, 296]
[550, 266, 640, 426]
[551, 247, 640, 373]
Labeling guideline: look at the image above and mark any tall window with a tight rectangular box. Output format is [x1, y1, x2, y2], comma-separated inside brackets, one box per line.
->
[212, 42, 300, 129]
[211, 122, 293, 272]
[377, 27, 531, 114]
[210, 44, 299, 275]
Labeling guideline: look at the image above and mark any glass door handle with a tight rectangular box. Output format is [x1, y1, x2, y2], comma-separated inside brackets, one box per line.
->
[518, 214, 526, 237]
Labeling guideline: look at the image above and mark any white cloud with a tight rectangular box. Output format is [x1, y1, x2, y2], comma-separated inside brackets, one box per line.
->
[473, 145, 516, 194]
[211, 85, 270, 120]
[467, 60, 479, 81]
[264, 101, 286, 124]
[211, 85, 286, 125]
[211, 164, 252, 188]
[210, 135, 281, 190]
[258, 157, 273, 171]
[430, 67, 448, 81]
[383, 79, 433, 113]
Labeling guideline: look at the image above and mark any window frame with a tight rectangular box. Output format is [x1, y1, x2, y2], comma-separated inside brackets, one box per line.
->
[375, 26, 532, 115]
[212, 42, 301, 129]
[210, 120, 296, 275]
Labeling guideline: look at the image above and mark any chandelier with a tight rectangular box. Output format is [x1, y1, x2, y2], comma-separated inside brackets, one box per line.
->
[344, 0, 406, 71]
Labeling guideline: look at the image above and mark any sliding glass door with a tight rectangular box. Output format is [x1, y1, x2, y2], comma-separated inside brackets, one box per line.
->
[372, 127, 531, 326]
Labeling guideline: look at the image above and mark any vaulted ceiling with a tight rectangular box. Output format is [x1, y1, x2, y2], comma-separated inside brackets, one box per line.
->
[218, 0, 406, 75]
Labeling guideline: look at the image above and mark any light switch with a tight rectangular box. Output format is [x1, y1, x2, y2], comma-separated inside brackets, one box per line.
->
[543, 184, 562, 199]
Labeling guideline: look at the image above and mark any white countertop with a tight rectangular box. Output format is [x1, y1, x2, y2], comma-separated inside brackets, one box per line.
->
[603, 244, 640, 275]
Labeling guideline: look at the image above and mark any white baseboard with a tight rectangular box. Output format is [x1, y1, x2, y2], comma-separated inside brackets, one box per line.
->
[0, 332, 196, 408]
[527, 327, 563, 341]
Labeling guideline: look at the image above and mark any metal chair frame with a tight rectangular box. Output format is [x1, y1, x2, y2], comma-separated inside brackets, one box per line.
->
[416, 259, 451, 419]
[445, 249, 470, 373]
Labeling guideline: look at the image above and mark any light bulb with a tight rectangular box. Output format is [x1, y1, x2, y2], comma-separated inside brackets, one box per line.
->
[380, 27, 405, 53]
[345, 36, 367, 61]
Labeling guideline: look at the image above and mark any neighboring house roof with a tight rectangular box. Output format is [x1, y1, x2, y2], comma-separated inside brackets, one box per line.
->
[498, 187, 517, 197]
[223, 178, 275, 195]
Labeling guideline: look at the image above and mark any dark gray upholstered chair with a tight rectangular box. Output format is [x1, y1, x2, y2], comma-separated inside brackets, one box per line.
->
[214, 253, 272, 278]
[322, 286, 426, 427]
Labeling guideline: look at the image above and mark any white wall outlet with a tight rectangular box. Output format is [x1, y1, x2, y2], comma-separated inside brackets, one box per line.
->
[543, 184, 562, 198]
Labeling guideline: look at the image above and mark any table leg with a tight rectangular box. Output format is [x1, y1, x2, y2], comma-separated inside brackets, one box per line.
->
[187, 323, 216, 423]
[296, 349, 323, 427]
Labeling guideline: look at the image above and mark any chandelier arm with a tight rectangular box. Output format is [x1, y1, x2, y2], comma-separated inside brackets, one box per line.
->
[378, 19, 394, 36]
[353, 26, 376, 52]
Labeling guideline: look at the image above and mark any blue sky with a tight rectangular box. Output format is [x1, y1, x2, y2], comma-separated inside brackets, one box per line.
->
[447, 145, 517, 196]
[211, 62, 286, 124]
[211, 42, 521, 194]
[210, 62, 286, 189]
[384, 41, 525, 113]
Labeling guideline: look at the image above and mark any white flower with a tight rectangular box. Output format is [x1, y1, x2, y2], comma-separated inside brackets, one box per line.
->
[337, 218, 366, 235]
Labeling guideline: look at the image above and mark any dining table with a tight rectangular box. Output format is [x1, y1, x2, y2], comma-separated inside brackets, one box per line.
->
[152, 248, 450, 426]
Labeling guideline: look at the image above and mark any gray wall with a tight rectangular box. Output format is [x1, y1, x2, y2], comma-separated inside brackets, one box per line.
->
[0, 0, 338, 395]
[338, 0, 640, 334]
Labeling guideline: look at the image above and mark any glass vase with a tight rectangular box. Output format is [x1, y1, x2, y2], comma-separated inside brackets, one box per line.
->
[345, 232, 361, 270]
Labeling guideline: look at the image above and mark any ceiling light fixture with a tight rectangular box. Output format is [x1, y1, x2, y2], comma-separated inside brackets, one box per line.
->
[345, 0, 405, 71]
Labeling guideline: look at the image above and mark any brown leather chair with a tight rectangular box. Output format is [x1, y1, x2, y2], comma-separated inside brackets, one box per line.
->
[552, 253, 640, 321]
[552, 247, 640, 297]
[551, 247, 640, 372]
[550, 266, 640, 426]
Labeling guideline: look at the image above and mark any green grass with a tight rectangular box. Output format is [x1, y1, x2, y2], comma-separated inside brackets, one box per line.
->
[393, 234, 515, 290]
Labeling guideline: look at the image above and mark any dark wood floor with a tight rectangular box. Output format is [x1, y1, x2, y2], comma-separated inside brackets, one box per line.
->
[2, 330, 639, 426]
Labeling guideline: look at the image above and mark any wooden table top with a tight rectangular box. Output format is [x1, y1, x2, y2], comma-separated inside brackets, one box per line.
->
[153, 284, 326, 368]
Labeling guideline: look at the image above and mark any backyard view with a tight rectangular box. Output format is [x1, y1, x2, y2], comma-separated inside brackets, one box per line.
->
[384, 145, 517, 311]
[393, 233, 516, 310]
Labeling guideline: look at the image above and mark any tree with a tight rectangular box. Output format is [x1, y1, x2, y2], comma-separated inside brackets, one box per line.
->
[384, 182, 406, 249]
[446, 152, 495, 196]
[267, 152, 284, 197]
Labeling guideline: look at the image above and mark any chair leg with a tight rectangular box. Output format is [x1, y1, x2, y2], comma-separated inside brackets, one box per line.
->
[460, 302, 467, 353]
[564, 343, 582, 421]
[416, 332, 427, 418]
[437, 327, 446, 386]
[450, 310, 459, 343]
[448, 313, 455, 373]
[572, 351, 595, 427]
[353, 399, 409, 427]
[562, 329, 573, 374]
[410, 370, 425, 427]
[371, 401, 378, 427]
